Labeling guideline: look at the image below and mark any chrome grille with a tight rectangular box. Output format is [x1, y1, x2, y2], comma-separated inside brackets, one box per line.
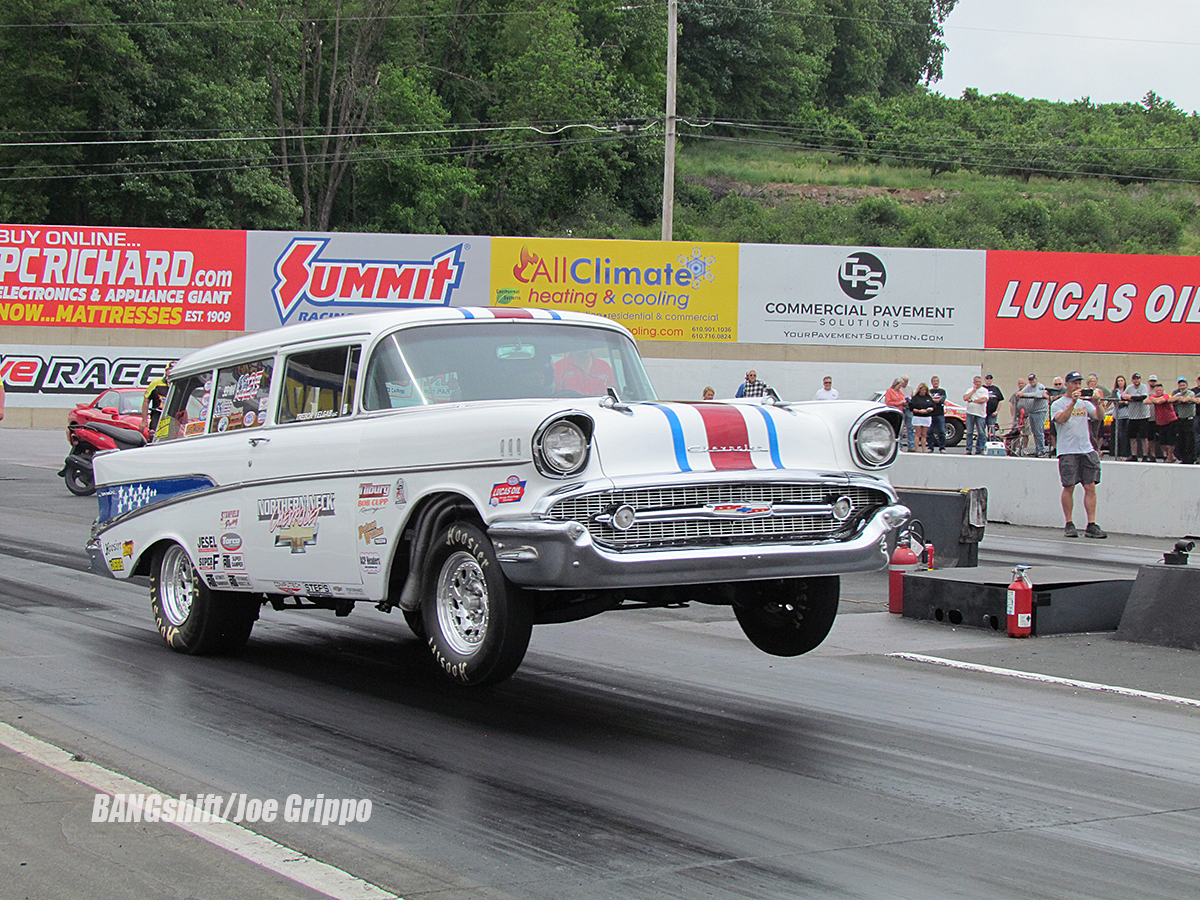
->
[546, 483, 889, 550]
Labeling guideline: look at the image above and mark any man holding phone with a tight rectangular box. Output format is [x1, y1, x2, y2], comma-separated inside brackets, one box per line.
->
[1052, 372, 1106, 538]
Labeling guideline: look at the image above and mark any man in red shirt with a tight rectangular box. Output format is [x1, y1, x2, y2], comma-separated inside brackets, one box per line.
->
[553, 349, 615, 396]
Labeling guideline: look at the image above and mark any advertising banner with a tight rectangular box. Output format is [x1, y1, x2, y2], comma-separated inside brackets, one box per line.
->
[0, 224, 245, 330]
[245, 231, 491, 331]
[490, 237, 739, 342]
[737, 244, 986, 349]
[1, 345, 176, 407]
[985, 250, 1200, 354]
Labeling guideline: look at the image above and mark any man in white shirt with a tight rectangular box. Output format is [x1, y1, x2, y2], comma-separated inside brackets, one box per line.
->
[1051, 372, 1106, 538]
[962, 375, 990, 455]
[813, 376, 839, 401]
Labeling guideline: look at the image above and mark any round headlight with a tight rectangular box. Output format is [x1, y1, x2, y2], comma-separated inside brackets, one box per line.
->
[855, 416, 897, 467]
[539, 420, 588, 475]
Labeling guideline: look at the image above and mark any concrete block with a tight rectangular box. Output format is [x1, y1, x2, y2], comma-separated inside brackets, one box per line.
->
[1117, 564, 1200, 650]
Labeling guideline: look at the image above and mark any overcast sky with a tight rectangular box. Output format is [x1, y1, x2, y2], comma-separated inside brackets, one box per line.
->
[934, 0, 1200, 112]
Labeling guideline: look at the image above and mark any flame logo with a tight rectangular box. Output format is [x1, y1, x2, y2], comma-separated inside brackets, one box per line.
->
[513, 245, 540, 282]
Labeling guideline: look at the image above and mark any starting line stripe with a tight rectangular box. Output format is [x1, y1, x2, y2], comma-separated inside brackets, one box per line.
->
[0, 722, 401, 900]
[887, 653, 1200, 708]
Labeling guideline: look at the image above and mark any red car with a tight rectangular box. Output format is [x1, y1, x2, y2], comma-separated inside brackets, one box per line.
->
[68, 388, 149, 437]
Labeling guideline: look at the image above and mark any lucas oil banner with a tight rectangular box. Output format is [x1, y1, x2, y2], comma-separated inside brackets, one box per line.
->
[490, 237, 740, 341]
[985, 250, 1200, 354]
[0, 225, 245, 330]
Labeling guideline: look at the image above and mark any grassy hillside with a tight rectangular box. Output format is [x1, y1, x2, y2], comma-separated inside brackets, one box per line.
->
[605, 139, 1200, 255]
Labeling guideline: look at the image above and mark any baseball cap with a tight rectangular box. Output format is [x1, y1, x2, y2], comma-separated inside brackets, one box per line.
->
[1132, 372, 1141, 378]
[1180, 377, 1188, 383]
[1064, 371, 1082, 383]
[1148, 374, 1159, 383]
[985, 373, 993, 378]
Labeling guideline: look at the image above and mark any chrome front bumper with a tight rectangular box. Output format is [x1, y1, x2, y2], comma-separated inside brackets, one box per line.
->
[489, 503, 910, 589]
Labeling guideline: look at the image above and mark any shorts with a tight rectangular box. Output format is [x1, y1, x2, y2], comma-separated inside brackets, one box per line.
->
[1059, 450, 1101, 487]
[1156, 420, 1178, 446]
[1128, 418, 1151, 441]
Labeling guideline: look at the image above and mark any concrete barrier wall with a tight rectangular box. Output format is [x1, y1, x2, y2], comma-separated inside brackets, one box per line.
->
[891, 454, 1200, 539]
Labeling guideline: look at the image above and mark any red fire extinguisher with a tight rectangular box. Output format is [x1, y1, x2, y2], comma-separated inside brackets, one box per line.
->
[1007, 564, 1033, 638]
[888, 530, 921, 614]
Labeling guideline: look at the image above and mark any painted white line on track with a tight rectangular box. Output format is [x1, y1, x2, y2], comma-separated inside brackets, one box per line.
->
[887, 653, 1200, 708]
[0, 722, 401, 900]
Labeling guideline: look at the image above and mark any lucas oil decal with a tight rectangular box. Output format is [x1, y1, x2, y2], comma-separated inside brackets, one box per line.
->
[489, 475, 526, 506]
[271, 238, 464, 323]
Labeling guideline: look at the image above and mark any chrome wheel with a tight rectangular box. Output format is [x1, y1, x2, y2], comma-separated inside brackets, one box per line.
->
[435, 550, 490, 656]
[159, 544, 197, 627]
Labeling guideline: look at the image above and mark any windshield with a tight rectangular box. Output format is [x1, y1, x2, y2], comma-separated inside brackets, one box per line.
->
[118, 392, 142, 415]
[362, 322, 657, 410]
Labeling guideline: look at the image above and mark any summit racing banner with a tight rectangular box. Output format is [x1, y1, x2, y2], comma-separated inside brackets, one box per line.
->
[0, 225, 245, 330]
[985, 250, 1200, 354]
[245, 231, 491, 330]
[490, 237, 739, 342]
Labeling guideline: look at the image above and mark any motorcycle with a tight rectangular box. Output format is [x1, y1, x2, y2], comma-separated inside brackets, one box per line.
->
[59, 420, 147, 496]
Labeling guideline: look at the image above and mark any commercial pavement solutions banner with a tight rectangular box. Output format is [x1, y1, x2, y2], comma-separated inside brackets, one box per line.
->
[490, 237, 739, 342]
[0, 224, 246, 330]
[1, 345, 176, 408]
[245, 231, 492, 331]
[736, 244, 986, 349]
[986, 250, 1200, 354]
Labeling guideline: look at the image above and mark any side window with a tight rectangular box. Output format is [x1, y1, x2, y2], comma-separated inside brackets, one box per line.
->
[211, 358, 273, 434]
[158, 374, 213, 442]
[278, 345, 359, 425]
[96, 390, 118, 410]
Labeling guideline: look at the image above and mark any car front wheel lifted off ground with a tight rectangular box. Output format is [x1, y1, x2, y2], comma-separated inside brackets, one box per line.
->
[733, 576, 840, 657]
[150, 542, 258, 655]
[422, 522, 533, 686]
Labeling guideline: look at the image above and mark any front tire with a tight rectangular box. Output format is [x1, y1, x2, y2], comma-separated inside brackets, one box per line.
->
[733, 576, 839, 657]
[422, 522, 532, 686]
[150, 543, 258, 655]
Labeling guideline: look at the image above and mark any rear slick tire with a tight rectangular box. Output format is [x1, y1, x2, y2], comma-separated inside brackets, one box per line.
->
[733, 576, 840, 657]
[421, 522, 532, 687]
[150, 543, 258, 655]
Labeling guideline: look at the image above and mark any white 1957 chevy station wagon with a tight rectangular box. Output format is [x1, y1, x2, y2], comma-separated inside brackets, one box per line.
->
[89, 308, 908, 686]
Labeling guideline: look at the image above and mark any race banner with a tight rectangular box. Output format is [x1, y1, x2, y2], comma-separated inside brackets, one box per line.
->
[985, 250, 1200, 354]
[245, 232, 491, 331]
[737, 244, 986, 348]
[0, 225, 246, 330]
[1, 345, 176, 407]
[490, 237, 739, 342]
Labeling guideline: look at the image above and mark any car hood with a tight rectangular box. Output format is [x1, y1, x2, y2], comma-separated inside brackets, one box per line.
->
[585, 398, 884, 480]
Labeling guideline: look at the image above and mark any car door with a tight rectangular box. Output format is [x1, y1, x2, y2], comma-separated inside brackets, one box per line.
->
[235, 344, 365, 597]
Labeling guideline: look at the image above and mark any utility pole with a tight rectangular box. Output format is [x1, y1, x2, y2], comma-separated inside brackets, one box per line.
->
[661, 0, 678, 242]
